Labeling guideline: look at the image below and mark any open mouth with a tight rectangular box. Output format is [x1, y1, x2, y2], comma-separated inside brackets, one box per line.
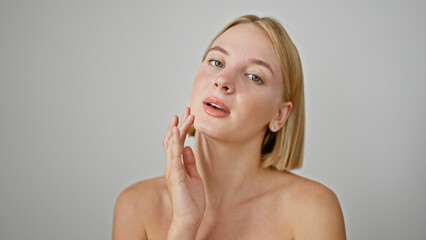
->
[202, 97, 231, 117]
[205, 102, 228, 113]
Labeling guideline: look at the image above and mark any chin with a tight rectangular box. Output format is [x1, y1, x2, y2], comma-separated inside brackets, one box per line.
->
[193, 116, 231, 141]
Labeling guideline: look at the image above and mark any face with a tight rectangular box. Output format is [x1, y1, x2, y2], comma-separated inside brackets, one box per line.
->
[190, 23, 286, 143]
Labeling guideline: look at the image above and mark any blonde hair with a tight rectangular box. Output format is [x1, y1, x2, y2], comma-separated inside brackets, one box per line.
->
[189, 15, 305, 170]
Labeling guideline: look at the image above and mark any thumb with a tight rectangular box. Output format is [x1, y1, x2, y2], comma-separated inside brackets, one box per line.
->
[182, 146, 200, 178]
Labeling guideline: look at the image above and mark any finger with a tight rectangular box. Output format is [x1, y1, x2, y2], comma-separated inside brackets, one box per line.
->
[164, 116, 178, 176]
[163, 115, 178, 150]
[170, 115, 179, 128]
[182, 146, 200, 178]
[178, 107, 190, 128]
[170, 126, 184, 173]
[166, 136, 173, 177]
[179, 114, 194, 142]
[165, 115, 178, 141]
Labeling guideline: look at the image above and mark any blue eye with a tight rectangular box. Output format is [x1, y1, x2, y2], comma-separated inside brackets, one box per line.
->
[209, 59, 224, 68]
[248, 74, 263, 83]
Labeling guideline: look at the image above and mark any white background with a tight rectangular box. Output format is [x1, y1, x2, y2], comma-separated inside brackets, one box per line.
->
[1, 0, 425, 239]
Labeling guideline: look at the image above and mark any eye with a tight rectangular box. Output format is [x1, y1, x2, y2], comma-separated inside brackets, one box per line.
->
[209, 59, 224, 68]
[248, 74, 263, 84]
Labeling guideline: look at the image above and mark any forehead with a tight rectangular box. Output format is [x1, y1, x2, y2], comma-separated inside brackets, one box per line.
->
[211, 23, 281, 74]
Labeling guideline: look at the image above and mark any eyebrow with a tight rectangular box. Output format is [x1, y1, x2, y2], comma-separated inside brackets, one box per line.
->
[208, 46, 229, 56]
[249, 58, 275, 77]
[207, 45, 275, 76]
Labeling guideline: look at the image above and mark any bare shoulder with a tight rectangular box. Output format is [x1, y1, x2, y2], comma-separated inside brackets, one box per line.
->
[282, 171, 340, 205]
[274, 171, 346, 239]
[112, 177, 169, 240]
[117, 176, 168, 202]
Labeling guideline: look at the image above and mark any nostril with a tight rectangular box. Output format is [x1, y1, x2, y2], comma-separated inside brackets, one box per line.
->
[224, 86, 229, 91]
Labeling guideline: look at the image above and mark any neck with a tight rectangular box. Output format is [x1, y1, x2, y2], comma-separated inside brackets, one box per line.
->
[193, 130, 270, 210]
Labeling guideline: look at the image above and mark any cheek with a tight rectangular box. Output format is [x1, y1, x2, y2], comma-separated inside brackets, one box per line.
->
[190, 71, 208, 113]
[241, 90, 281, 123]
[192, 69, 210, 90]
[190, 68, 214, 99]
[190, 75, 202, 101]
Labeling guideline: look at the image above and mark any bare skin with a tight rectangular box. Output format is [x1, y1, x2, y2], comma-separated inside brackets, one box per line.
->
[113, 167, 345, 239]
[112, 23, 346, 239]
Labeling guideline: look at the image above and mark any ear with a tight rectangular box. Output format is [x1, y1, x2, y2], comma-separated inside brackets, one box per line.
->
[269, 101, 293, 132]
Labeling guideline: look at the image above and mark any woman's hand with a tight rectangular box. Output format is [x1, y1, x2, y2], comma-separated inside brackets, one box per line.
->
[163, 107, 205, 239]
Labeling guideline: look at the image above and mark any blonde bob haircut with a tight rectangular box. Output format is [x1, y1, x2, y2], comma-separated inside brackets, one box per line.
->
[188, 15, 305, 170]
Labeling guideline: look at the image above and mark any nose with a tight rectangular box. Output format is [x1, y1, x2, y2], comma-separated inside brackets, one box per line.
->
[214, 73, 235, 93]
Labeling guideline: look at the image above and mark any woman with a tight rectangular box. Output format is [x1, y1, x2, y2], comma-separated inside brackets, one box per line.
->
[113, 15, 346, 239]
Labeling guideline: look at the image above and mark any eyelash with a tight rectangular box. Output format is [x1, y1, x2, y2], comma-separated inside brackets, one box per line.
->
[208, 59, 264, 84]
[208, 59, 224, 68]
[248, 74, 263, 84]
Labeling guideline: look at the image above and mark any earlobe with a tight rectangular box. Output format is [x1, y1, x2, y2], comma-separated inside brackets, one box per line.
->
[270, 123, 279, 132]
[268, 101, 293, 132]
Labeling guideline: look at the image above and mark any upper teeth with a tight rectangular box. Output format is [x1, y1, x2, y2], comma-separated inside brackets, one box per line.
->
[209, 103, 223, 109]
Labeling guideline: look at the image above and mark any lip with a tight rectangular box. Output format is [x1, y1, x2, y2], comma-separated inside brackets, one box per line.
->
[203, 96, 230, 118]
